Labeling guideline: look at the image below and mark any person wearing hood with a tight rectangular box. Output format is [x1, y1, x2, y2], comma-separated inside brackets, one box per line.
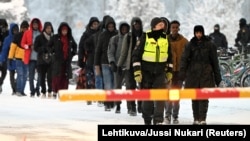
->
[179, 25, 221, 125]
[8, 20, 29, 97]
[94, 16, 118, 111]
[132, 17, 173, 125]
[47, 22, 77, 99]
[21, 18, 43, 98]
[209, 24, 228, 50]
[235, 18, 250, 58]
[0, 19, 9, 52]
[160, 17, 170, 35]
[77, 17, 100, 105]
[34, 22, 54, 98]
[0, 18, 9, 93]
[117, 17, 144, 116]
[92, 15, 110, 107]
[0, 23, 19, 94]
[107, 21, 130, 113]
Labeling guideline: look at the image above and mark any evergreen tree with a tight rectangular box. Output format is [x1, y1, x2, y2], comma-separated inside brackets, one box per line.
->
[177, 0, 243, 46]
[0, 0, 29, 24]
[104, 0, 167, 30]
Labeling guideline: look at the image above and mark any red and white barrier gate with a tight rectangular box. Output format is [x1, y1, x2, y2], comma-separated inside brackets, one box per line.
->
[58, 87, 250, 102]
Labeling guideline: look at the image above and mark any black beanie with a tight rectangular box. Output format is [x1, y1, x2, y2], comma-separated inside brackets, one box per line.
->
[194, 25, 204, 35]
[150, 17, 162, 29]
[239, 18, 247, 25]
[214, 24, 220, 29]
[21, 20, 29, 28]
[0, 19, 8, 27]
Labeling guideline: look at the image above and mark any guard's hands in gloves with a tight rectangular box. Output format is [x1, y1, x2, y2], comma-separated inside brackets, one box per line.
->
[166, 72, 173, 82]
[134, 70, 142, 83]
[110, 62, 117, 72]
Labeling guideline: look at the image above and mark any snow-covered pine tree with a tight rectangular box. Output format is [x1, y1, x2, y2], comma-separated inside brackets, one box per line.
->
[177, 0, 243, 46]
[0, 0, 29, 24]
[104, 0, 168, 30]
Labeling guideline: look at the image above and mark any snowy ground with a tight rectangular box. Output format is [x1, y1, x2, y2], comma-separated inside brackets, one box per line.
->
[0, 73, 250, 141]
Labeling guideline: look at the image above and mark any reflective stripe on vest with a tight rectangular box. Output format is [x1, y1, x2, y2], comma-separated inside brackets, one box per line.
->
[142, 33, 169, 62]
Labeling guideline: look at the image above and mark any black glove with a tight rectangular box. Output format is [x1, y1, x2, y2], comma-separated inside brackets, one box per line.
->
[110, 62, 117, 72]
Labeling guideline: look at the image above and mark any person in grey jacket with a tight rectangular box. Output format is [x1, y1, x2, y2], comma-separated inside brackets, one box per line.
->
[117, 17, 143, 116]
[107, 21, 130, 113]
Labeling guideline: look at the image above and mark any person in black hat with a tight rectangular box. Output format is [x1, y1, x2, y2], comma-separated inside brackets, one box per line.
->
[179, 25, 221, 125]
[209, 24, 228, 51]
[132, 17, 173, 125]
[235, 18, 250, 58]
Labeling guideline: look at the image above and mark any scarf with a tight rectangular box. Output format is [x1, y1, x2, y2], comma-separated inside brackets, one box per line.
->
[61, 35, 69, 60]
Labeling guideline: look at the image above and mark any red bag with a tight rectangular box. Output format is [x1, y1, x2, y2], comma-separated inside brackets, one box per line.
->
[76, 68, 87, 89]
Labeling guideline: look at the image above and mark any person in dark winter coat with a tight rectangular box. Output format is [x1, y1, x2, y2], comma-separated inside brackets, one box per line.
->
[107, 21, 130, 113]
[117, 17, 143, 116]
[94, 16, 118, 111]
[8, 20, 29, 96]
[0, 23, 19, 94]
[0, 18, 9, 93]
[47, 22, 77, 99]
[34, 22, 54, 98]
[0, 19, 9, 52]
[77, 17, 100, 105]
[92, 15, 110, 106]
[209, 24, 228, 49]
[235, 18, 250, 58]
[132, 17, 173, 125]
[78, 17, 100, 69]
[179, 25, 221, 125]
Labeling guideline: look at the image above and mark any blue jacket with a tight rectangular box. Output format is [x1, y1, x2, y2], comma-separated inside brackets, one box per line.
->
[0, 23, 19, 70]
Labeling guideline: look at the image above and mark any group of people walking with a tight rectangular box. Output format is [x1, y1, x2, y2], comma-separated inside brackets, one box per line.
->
[2, 15, 249, 125]
[75, 15, 223, 125]
[0, 18, 77, 99]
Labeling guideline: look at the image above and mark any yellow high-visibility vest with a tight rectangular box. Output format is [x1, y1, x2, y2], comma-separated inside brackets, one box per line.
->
[142, 32, 169, 62]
